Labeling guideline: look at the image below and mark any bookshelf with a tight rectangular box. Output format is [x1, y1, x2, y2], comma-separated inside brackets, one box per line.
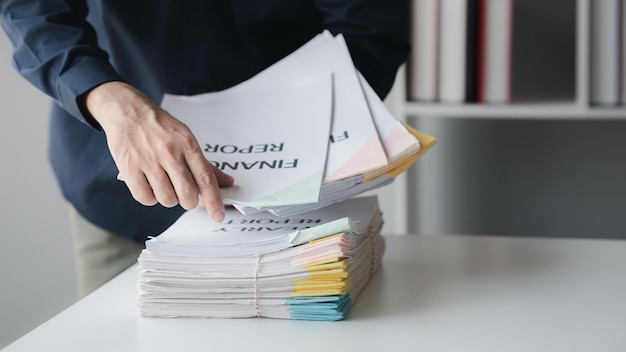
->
[378, 0, 626, 235]
[393, 0, 626, 120]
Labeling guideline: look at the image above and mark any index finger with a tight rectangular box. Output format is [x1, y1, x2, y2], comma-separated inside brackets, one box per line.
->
[185, 151, 226, 222]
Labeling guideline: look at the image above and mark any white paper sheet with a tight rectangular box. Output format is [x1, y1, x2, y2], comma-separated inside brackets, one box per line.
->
[145, 195, 380, 256]
[161, 72, 333, 208]
[193, 31, 388, 183]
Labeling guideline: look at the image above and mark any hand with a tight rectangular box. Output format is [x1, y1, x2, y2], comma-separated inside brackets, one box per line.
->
[84, 81, 234, 222]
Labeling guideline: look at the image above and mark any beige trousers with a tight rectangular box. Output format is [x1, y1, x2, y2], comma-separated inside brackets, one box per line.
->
[68, 206, 144, 298]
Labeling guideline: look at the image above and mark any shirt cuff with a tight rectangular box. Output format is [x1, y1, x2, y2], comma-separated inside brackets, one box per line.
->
[57, 56, 125, 130]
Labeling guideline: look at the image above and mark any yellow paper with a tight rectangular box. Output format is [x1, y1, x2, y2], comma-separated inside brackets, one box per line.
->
[363, 126, 437, 182]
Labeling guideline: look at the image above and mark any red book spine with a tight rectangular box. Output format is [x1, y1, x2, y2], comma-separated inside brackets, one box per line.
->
[476, 0, 487, 103]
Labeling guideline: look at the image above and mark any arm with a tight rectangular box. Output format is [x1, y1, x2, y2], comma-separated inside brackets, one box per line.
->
[0, 0, 232, 221]
[0, 0, 120, 125]
[84, 81, 233, 221]
[314, 0, 411, 99]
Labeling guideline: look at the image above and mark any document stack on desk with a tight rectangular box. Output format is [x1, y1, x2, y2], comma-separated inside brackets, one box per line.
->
[137, 196, 384, 321]
[136, 32, 436, 320]
[160, 30, 436, 216]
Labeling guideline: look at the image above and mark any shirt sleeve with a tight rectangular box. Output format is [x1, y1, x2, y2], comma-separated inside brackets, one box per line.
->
[0, 0, 124, 129]
[314, 0, 411, 99]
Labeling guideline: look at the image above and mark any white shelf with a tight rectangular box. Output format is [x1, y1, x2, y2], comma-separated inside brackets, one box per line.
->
[404, 101, 626, 119]
[387, 0, 626, 233]
[400, 0, 626, 121]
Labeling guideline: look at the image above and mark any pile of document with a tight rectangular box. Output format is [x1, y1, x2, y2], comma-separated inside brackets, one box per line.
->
[161, 30, 436, 216]
[137, 196, 384, 320]
[136, 31, 436, 321]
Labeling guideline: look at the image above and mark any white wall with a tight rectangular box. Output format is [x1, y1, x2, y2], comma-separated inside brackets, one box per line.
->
[0, 33, 77, 349]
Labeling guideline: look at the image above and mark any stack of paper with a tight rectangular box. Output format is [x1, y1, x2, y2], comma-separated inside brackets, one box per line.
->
[137, 196, 384, 321]
[161, 31, 436, 215]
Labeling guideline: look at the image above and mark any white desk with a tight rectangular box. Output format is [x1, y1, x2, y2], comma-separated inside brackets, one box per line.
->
[4, 234, 626, 352]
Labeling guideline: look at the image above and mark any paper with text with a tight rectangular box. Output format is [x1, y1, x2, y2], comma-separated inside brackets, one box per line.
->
[193, 31, 388, 183]
[161, 73, 333, 208]
[145, 196, 379, 256]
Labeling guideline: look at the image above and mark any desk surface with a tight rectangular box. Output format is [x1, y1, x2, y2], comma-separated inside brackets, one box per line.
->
[4, 234, 626, 352]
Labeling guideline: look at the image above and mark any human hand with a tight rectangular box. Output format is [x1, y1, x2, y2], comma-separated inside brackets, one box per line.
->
[84, 81, 234, 222]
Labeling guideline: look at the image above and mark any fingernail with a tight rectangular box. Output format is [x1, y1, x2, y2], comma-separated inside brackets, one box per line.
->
[212, 209, 225, 223]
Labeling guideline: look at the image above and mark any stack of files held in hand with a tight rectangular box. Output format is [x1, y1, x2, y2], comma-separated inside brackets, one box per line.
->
[137, 195, 384, 321]
[162, 31, 436, 216]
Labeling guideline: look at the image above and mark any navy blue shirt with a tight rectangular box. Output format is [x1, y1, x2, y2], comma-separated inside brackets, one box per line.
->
[0, 0, 410, 243]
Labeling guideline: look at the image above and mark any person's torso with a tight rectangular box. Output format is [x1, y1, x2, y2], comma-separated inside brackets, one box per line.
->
[87, 0, 324, 102]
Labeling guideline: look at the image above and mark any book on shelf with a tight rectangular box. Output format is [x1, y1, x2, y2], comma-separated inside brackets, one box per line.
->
[408, 0, 440, 102]
[590, 0, 621, 106]
[476, 0, 513, 104]
[438, 0, 470, 103]
[408, 0, 514, 105]
[137, 195, 385, 321]
[622, 0, 626, 105]
[465, 0, 479, 103]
